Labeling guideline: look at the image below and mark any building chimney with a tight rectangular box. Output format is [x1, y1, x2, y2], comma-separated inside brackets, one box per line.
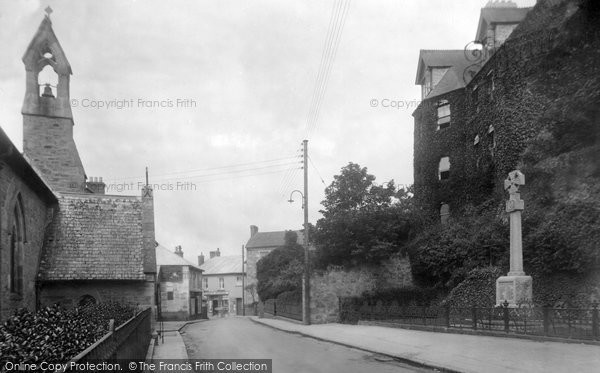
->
[209, 248, 221, 259]
[174, 245, 184, 257]
[198, 253, 205, 266]
[250, 225, 259, 238]
[485, 0, 517, 8]
[86, 176, 106, 194]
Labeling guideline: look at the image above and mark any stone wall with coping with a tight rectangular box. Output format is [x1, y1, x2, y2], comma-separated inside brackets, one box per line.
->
[309, 254, 413, 324]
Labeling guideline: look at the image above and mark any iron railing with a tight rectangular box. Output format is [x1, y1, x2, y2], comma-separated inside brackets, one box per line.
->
[58, 308, 152, 372]
[340, 298, 600, 341]
[263, 299, 302, 321]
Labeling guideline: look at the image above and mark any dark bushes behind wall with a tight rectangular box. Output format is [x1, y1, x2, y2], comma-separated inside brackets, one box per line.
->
[442, 266, 502, 308]
[339, 287, 444, 324]
[0, 302, 137, 366]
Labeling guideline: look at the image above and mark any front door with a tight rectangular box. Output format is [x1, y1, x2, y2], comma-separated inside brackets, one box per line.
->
[236, 298, 242, 315]
[212, 299, 219, 315]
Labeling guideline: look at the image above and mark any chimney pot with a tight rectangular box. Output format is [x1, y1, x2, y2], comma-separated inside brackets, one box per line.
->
[174, 245, 184, 257]
[198, 253, 205, 266]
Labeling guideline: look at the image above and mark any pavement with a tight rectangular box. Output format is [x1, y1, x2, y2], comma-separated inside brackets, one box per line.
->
[146, 316, 600, 372]
[147, 320, 207, 361]
[250, 316, 600, 373]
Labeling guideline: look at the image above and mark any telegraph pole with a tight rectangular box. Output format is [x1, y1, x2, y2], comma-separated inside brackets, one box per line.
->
[302, 139, 311, 325]
[242, 244, 245, 316]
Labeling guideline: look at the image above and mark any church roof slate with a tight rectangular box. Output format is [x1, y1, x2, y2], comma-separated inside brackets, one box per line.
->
[38, 194, 148, 281]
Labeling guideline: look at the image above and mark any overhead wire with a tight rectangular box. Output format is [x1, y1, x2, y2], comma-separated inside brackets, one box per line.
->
[305, 0, 351, 139]
[103, 156, 301, 185]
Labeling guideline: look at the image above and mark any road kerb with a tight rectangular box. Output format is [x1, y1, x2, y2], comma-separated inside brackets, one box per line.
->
[249, 317, 462, 373]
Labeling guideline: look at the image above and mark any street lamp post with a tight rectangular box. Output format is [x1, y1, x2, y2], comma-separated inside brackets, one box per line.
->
[288, 189, 310, 325]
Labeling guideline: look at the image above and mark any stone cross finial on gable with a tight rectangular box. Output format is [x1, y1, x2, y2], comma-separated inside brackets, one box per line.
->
[504, 170, 525, 195]
[45, 6, 53, 18]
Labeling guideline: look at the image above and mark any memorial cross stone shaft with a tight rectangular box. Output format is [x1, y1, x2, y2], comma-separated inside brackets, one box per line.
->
[504, 170, 525, 276]
[496, 170, 532, 307]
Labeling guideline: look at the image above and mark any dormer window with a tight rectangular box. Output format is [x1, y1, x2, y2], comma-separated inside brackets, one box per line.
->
[437, 100, 451, 130]
[438, 156, 451, 180]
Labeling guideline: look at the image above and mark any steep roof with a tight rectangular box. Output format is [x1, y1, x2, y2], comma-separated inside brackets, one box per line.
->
[415, 50, 472, 85]
[416, 50, 479, 99]
[0, 126, 56, 204]
[38, 194, 151, 281]
[155, 244, 202, 271]
[476, 7, 531, 41]
[425, 60, 483, 99]
[245, 230, 302, 249]
[201, 255, 243, 275]
[23, 15, 72, 75]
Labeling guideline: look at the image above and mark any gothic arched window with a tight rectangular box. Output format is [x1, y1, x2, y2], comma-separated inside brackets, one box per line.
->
[10, 197, 25, 295]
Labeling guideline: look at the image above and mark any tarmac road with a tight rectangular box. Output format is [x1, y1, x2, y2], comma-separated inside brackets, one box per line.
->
[181, 317, 433, 373]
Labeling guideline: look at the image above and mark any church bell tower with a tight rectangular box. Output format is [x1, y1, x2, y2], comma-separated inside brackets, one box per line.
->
[21, 8, 86, 193]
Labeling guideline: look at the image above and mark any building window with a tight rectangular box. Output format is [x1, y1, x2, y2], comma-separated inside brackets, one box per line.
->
[438, 157, 451, 180]
[219, 277, 225, 289]
[167, 291, 174, 300]
[203, 277, 208, 289]
[236, 276, 243, 286]
[440, 203, 450, 225]
[488, 125, 496, 154]
[436, 100, 451, 130]
[10, 198, 25, 295]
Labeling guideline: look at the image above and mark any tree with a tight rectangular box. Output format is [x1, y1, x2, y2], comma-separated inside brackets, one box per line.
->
[256, 231, 304, 301]
[314, 163, 415, 269]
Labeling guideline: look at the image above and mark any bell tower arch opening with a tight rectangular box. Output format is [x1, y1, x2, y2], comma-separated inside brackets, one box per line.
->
[21, 11, 86, 193]
[38, 64, 58, 97]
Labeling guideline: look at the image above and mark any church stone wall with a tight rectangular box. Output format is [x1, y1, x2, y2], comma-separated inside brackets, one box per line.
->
[39, 280, 155, 312]
[0, 163, 53, 321]
[23, 116, 86, 193]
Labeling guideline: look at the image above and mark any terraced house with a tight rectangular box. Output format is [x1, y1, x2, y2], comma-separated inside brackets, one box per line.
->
[200, 249, 248, 316]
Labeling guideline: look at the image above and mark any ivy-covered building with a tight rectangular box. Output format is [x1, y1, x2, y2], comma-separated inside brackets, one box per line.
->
[412, 0, 599, 221]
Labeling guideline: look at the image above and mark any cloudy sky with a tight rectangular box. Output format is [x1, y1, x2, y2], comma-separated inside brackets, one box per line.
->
[0, 0, 535, 261]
